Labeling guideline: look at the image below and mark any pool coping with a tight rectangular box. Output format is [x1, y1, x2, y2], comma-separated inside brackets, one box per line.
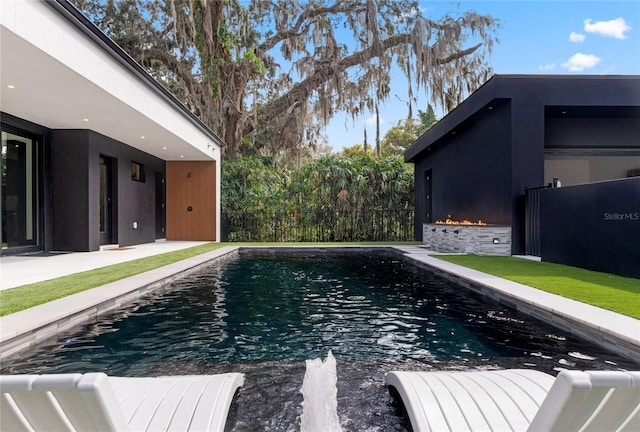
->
[393, 246, 640, 363]
[1, 245, 638, 365]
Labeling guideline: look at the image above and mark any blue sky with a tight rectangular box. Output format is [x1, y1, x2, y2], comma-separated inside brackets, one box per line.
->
[324, 1, 640, 152]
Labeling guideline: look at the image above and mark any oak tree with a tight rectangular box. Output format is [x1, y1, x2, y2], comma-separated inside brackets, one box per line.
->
[72, 0, 498, 160]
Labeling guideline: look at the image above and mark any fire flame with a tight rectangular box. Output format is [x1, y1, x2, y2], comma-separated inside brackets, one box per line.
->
[435, 215, 487, 226]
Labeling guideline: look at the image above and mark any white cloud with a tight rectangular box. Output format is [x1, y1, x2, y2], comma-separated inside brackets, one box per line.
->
[569, 32, 586, 42]
[562, 53, 601, 71]
[584, 18, 631, 39]
[538, 63, 556, 71]
[402, 6, 427, 19]
[365, 115, 385, 126]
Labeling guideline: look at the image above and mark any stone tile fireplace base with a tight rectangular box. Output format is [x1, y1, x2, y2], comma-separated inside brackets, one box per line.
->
[423, 224, 512, 255]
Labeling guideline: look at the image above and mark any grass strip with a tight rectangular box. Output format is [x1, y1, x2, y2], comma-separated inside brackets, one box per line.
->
[434, 255, 640, 319]
[0, 243, 226, 316]
[0, 242, 421, 316]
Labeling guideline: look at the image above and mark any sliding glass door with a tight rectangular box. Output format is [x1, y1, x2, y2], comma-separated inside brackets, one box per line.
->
[1, 129, 41, 253]
[99, 156, 114, 245]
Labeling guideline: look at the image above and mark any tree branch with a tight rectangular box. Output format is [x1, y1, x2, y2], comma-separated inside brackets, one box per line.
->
[141, 47, 212, 112]
[260, 1, 366, 52]
[244, 34, 482, 137]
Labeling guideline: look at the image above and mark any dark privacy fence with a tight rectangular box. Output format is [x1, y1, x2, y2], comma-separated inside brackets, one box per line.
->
[524, 186, 549, 257]
[222, 209, 414, 242]
[540, 177, 640, 279]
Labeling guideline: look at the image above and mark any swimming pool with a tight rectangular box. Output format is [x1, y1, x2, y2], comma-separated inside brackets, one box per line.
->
[2, 251, 638, 431]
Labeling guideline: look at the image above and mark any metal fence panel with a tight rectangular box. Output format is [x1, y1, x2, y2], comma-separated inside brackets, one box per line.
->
[524, 186, 547, 256]
[222, 209, 414, 242]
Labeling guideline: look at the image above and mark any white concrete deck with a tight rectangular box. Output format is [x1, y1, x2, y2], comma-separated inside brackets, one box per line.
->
[1, 244, 638, 364]
[0, 240, 209, 290]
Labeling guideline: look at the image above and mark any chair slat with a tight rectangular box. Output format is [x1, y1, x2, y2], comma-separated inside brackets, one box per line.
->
[52, 388, 102, 431]
[189, 374, 245, 432]
[8, 391, 75, 431]
[146, 377, 199, 431]
[619, 405, 640, 432]
[1, 393, 33, 432]
[584, 387, 640, 432]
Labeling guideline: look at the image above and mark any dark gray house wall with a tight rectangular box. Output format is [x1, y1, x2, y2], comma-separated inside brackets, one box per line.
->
[51, 130, 94, 251]
[93, 131, 165, 248]
[413, 101, 512, 225]
[546, 117, 639, 149]
[51, 130, 165, 251]
[406, 75, 640, 255]
[2, 118, 169, 254]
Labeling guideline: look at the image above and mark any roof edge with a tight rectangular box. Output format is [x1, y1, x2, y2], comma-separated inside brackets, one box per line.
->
[491, 73, 640, 79]
[404, 74, 640, 162]
[46, 0, 225, 148]
[404, 75, 499, 162]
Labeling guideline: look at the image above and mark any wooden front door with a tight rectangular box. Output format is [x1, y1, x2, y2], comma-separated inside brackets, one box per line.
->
[166, 161, 216, 241]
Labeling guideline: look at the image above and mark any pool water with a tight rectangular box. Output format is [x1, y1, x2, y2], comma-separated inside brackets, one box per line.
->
[3, 251, 638, 431]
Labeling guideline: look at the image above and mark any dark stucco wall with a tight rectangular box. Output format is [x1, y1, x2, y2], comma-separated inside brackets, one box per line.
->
[51, 130, 93, 251]
[540, 178, 640, 279]
[506, 88, 546, 254]
[413, 101, 514, 242]
[51, 130, 165, 251]
[546, 117, 640, 149]
[93, 132, 165, 247]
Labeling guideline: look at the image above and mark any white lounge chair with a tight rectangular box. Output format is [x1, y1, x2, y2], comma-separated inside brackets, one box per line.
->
[385, 368, 640, 432]
[0, 372, 244, 431]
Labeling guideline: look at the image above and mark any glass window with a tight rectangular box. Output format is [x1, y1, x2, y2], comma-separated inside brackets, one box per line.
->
[131, 161, 145, 182]
[1, 130, 39, 251]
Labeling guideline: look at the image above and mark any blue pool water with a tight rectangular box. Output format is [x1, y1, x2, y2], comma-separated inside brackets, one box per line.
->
[2, 251, 638, 431]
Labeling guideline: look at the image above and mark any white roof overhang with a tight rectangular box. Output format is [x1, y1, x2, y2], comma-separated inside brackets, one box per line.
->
[0, 0, 222, 161]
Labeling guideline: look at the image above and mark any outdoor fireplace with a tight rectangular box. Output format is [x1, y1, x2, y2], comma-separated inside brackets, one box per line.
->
[423, 216, 511, 255]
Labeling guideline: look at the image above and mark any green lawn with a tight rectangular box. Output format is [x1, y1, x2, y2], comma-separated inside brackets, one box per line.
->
[0, 242, 420, 316]
[0, 243, 225, 316]
[434, 255, 640, 319]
